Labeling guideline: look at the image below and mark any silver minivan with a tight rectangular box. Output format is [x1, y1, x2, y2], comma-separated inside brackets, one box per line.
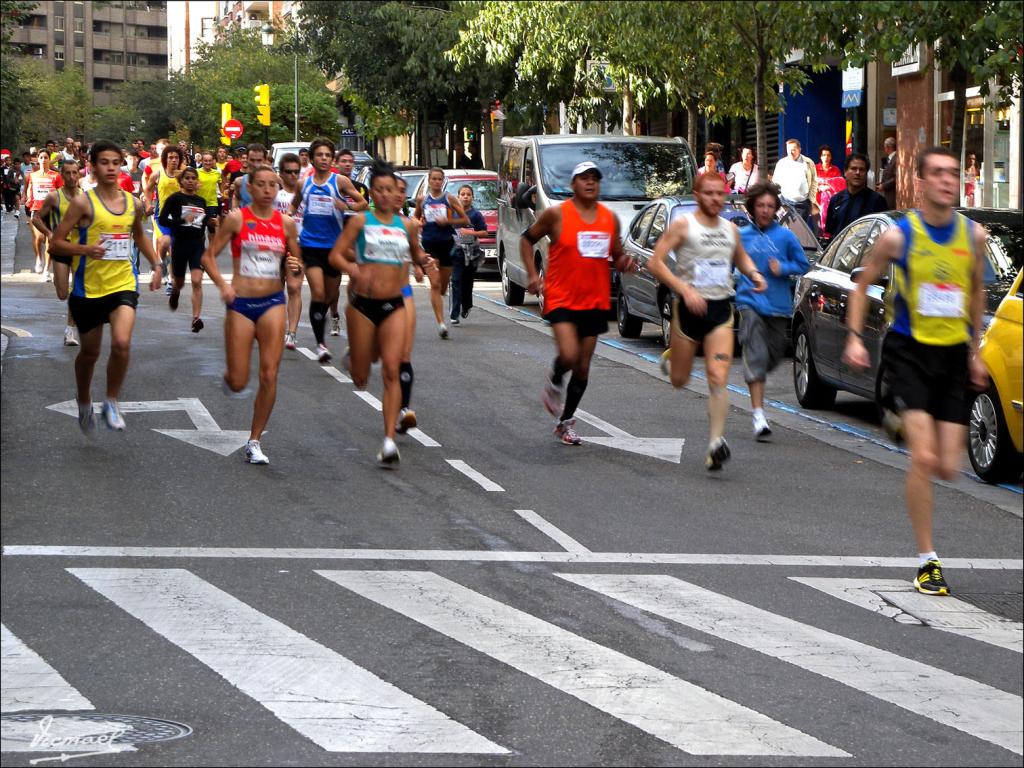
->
[497, 134, 697, 308]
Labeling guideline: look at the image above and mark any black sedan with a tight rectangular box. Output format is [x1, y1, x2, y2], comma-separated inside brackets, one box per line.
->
[790, 207, 1022, 411]
[617, 195, 821, 346]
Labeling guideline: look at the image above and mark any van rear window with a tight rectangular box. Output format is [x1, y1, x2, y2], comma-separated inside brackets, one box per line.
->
[539, 142, 696, 201]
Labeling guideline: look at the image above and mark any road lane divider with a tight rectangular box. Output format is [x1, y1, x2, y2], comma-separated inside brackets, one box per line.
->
[514, 509, 590, 553]
[445, 460, 505, 492]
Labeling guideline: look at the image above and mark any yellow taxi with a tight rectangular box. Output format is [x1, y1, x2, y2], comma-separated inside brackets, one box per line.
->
[969, 270, 1023, 483]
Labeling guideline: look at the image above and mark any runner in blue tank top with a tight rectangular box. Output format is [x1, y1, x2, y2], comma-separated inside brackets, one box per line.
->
[288, 138, 366, 362]
[329, 161, 435, 467]
[414, 167, 468, 339]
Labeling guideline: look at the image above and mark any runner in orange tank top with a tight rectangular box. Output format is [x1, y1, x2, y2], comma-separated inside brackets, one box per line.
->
[521, 162, 635, 445]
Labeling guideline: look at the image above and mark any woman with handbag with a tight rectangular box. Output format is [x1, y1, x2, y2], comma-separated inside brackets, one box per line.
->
[450, 184, 489, 325]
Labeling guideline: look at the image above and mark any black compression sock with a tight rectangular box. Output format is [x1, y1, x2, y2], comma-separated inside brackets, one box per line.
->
[560, 375, 588, 422]
[310, 302, 327, 345]
[399, 362, 414, 409]
[551, 357, 570, 385]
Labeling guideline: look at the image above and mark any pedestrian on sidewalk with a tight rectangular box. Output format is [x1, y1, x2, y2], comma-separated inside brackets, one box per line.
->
[449, 184, 488, 325]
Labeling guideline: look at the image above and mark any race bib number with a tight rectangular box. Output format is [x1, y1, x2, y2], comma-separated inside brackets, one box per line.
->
[577, 232, 611, 259]
[424, 204, 447, 223]
[307, 194, 334, 216]
[239, 241, 283, 279]
[99, 233, 132, 261]
[33, 181, 52, 201]
[918, 283, 964, 318]
[363, 226, 409, 265]
[181, 205, 205, 228]
[694, 259, 732, 288]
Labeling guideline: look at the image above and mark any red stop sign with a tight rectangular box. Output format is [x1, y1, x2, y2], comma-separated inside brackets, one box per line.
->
[222, 119, 244, 140]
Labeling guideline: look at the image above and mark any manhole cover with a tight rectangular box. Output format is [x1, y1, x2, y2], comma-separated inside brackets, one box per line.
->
[1, 713, 191, 752]
[955, 593, 1023, 623]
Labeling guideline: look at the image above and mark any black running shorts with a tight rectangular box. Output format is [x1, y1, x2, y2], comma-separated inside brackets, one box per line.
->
[672, 297, 734, 342]
[882, 332, 970, 425]
[423, 239, 455, 269]
[543, 307, 609, 338]
[301, 245, 340, 279]
[68, 290, 139, 335]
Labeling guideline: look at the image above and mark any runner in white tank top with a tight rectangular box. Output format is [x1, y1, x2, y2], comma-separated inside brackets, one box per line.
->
[648, 173, 767, 471]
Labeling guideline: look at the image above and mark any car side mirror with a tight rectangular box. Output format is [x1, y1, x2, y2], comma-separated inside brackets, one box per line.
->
[851, 266, 889, 287]
[514, 184, 537, 211]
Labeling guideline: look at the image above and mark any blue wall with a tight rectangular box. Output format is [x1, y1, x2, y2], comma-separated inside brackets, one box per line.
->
[778, 68, 845, 168]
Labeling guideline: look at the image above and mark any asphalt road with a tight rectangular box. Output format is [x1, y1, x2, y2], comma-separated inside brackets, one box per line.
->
[2, 213, 1021, 767]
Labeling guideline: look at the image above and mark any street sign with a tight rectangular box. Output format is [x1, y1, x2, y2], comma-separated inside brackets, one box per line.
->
[222, 119, 244, 140]
[841, 90, 863, 108]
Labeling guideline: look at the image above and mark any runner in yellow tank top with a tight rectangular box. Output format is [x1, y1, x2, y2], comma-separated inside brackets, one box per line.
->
[32, 160, 84, 346]
[844, 147, 989, 597]
[49, 140, 164, 435]
[146, 144, 184, 284]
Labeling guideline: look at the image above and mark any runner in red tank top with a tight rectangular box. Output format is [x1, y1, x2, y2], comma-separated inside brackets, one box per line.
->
[201, 164, 301, 466]
[521, 162, 635, 445]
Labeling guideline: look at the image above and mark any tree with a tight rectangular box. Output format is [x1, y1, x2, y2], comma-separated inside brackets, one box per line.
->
[1, 0, 37, 148]
[820, 0, 1023, 158]
[17, 60, 91, 143]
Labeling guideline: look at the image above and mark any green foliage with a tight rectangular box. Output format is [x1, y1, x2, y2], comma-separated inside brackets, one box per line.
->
[0, 0, 38, 147]
[16, 61, 91, 143]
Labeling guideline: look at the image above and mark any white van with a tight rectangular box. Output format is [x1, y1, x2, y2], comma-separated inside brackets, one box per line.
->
[497, 135, 697, 309]
[270, 142, 310, 169]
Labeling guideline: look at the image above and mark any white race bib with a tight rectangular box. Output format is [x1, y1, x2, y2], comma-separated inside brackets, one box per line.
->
[363, 225, 409, 265]
[239, 241, 283, 279]
[181, 205, 205, 228]
[424, 203, 447, 223]
[307, 193, 334, 216]
[694, 258, 732, 288]
[918, 283, 964, 318]
[577, 231, 611, 259]
[99, 233, 132, 261]
[33, 180, 52, 201]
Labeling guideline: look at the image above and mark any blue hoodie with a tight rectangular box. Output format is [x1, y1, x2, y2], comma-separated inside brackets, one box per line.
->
[735, 221, 809, 317]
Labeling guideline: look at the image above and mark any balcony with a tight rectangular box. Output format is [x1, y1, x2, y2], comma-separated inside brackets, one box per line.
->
[125, 36, 167, 55]
[91, 32, 113, 50]
[127, 64, 167, 81]
[92, 90, 116, 107]
[126, 8, 167, 27]
[242, 0, 269, 12]
[11, 27, 49, 46]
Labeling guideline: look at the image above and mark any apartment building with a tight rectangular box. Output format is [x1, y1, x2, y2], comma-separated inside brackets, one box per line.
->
[214, 0, 298, 33]
[9, 0, 169, 107]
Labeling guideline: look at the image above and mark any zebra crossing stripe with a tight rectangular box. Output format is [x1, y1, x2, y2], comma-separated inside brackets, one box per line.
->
[66, 569, 507, 755]
[560, 574, 1024, 756]
[1, 623, 93, 713]
[317, 570, 847, 757]
[791, 577, 1023, 654]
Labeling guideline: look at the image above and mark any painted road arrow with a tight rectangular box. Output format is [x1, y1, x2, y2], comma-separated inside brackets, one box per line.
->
[574, 409, 684, 463]
[46, 398, 251, 456]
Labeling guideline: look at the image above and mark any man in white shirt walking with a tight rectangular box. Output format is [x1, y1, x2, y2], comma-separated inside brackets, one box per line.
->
[771, 138, 817, 222]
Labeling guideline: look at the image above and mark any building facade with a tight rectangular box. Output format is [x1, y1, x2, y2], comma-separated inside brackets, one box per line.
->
[167, 0, 218, 74]
[9, 0, 169, 107]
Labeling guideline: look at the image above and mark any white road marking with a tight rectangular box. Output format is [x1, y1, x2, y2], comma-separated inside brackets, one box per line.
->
[4, 546, 1021, 569]
[321, 366, 352, 384]
[66, 569, 506, 755]
[1, 624, 93, 713]
[561, 574, 1024, 756]
[514, 509, 589, 552]
[792, 577, 1023, 653]
[318, 570, 846, 757]
[296, 347, 318, 361]
[445, 460, 505, 492]
[353, 391, 382, 411]
[406, 429, 441, 448]
[574, 409, 684, 464]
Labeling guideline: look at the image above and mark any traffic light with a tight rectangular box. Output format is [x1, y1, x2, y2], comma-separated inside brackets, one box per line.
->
[253, 84, 270, 127]
[220, 102, 232, 146]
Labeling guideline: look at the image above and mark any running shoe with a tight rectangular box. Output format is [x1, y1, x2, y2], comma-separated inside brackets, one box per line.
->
[77, 402, 96, 434]
[284, 331, 296, 350]
[169, 287, 180, 311]
[44, 271, 52, 283]
[245, 440, 270, 465]
[450, 316, 460, 325]
[705, 437, 731, 471]
[316, 344, 332, 363]
[164, 282, 173, 296]
[397, 407, 417, 434]
[329, 314, 341, 336]
[101, 399, 126, 431]
[753, 413, 772, 441]
[914, 559, 950, 596]
[659, 348, 671, 376]
[438, 322, 449, 339]
[63, 325, 80, 347]
[191, 317, 204, 333]
[377, 437, 400, 467]
[34, 259, 41, 273]
[554, 418, 582, 445]
[542, 376, 564, 417]
[461, 307, 471, 319]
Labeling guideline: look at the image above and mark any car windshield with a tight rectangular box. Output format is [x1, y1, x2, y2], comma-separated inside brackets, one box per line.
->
[539, 142, 696, 201]
[398, 172, 426, 200]
[448, 179, 498, 211]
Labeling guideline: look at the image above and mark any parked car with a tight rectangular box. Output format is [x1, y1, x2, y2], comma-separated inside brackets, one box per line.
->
[497, 135, 698, 311]
[969, 269, 1023, 482]
[270, 142, 310, 169]
[410, 169, 499, 274]
[394, 167, 428, 206]
[617, 195, 821, 346]
[790, 208, 1022, 424]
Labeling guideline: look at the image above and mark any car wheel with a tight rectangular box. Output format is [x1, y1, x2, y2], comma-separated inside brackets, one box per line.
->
[616, 288, 643, 338]
[501, 254, 524, 307]
[968, 386, 1021, 483]
[792, 324, 837, 408]
[536, 258, 546, 315]
[660, 294, 672, 348]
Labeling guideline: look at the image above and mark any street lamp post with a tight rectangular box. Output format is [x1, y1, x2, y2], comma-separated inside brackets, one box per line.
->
[262, 23, 300, 142]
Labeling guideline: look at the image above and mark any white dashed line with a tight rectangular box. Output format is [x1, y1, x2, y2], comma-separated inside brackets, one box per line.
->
[446, 460, 505, 492]
[515, 509, 590, 552]
[321, 366, 352, 384]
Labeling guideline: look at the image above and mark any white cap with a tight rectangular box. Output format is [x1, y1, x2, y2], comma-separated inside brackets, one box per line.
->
[571, 161, 602, 180]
